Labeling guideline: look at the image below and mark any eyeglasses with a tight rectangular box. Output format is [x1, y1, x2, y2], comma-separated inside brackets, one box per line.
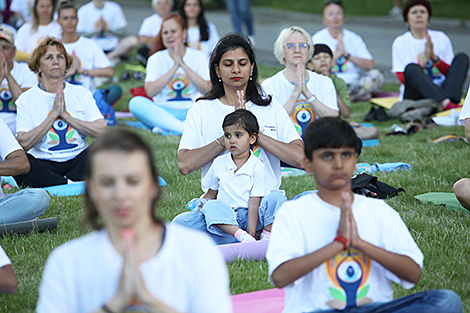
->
[285, 42, 309, 50]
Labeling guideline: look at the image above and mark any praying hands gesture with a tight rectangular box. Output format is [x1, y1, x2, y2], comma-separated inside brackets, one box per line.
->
[337, 192, 361, 249]
[51, 82, 66, 119]
[234, 90, 246, 110]
[421, 33, 437, 67]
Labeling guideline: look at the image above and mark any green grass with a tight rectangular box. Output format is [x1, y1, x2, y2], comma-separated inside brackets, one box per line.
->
[1, 63, 470, 312]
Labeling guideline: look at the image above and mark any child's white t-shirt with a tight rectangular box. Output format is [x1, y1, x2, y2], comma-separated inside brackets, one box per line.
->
[202, 152, 265, 208]
[267, 191, 424, 313]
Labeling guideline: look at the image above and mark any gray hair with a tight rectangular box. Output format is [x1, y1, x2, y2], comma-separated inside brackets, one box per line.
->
[273, 26, 314, 65]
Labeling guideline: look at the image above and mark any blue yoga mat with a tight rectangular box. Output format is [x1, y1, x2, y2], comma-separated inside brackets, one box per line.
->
[123, 121, 178, 136]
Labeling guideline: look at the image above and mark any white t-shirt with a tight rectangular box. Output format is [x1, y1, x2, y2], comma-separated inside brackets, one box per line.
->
[15, 21, 62, 54]
[10, 0, 33, 27]
[0, 244, 12, 268]
[392, 29, 454, 99]
[36, 224, 232, 313]
[178, 99, 301, 193]
[262, 70, 338, 137]
[186, 22, 220, 60]
[138, 13, 163, 39]
[0, 61, 38, 134]
[202, 152, 265, 208]
[145, 48, 209, 109]
[16, 83, 103, 162]
[77, 1, 127, 51]
[312, 28, 373, 85]
[267, 191, 424, 313]
[64, 36, 112, 94]
[0, 117, 22, 199]
[459, 85, 470, 125]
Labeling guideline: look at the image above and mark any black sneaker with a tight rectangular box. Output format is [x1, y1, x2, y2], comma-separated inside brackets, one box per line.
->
[363, 107, 376, 121]
[375, 107, 390, 121]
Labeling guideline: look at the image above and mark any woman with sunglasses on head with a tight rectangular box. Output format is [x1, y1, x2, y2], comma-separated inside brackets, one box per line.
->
[262, 26, 338, 139]
[178, 0, 220, 60]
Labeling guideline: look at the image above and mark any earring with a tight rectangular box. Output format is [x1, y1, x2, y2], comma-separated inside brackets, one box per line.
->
[218, 77, 222, 82]
[249, 76, 253, 81]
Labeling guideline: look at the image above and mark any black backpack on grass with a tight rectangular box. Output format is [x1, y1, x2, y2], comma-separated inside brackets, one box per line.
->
[351, 173, 405, 199]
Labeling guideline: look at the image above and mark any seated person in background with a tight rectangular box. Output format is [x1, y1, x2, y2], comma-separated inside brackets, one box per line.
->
[14, 37, 107, 188]
[0, 27, 38, 135]
[267, 117, 463, 313]
[10, 0, 34, 28]
[1, 117, 50, 224]
[262, 26, 338, 139]
[15, 0, 62, 61]
[77, 0, 138, 64]
[308, 43, 379, 140]
[178, 0, 220, 60]
[392, 0, 469, 110]
[58, 3, 121, 105]
[312, 1, 384, 102]
[130, 14, 209, 135]
[137, 0, 173, 64]
[454, 88, 470, 210]
[0, 244, 17, 294]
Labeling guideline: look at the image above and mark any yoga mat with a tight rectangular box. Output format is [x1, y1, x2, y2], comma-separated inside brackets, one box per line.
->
[281, 167, 308, 177]
[415, 192, 469, 214]
[124, 121, 149, 129]
[219, 240, 269, 263]
[362, 139, 380, 147]
[0, 217, 58, 236]
[232, 288, 285, 313]
[115, 111, 134, 118]
[373, 91, 400, 98]
[369, 97, 399, 110]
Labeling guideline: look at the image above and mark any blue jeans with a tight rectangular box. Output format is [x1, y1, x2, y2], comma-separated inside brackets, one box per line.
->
[309, 290, 462, 313]
[0, 189, 50, 224]
[172, 192, 286, 245]
[128, 96, 189, 134]
[224, 0, 254, 35]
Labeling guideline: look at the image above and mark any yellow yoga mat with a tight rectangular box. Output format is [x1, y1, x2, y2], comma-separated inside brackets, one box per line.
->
[369, 97, 399, 110]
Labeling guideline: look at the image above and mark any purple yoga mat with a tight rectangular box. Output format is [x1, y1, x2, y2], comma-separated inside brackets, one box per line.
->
[232, 288, 285, 313]
[373, 91, 399, 98]
[218, 240, 269, 263]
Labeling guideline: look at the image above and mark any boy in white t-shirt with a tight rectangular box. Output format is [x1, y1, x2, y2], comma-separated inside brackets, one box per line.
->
[267, 117, 462, 313]
[190, 109, 273, 243]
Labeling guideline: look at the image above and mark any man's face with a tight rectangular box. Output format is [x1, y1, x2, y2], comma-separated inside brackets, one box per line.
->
[0, 40, 15, 64]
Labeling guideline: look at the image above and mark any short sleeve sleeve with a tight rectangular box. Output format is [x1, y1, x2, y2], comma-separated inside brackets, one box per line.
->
[273, 100, 302, 144]
[178, 105, 204, 151]
[15, 91, 34, 133]
[81, 88, 104, 122]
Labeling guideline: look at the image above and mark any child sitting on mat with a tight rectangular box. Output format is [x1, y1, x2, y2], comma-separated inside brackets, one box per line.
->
[188, 109, 274, 243]
[267, 117, 462, 313]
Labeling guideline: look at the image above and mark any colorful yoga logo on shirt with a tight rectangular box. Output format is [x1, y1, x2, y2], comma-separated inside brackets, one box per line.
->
[417, 52, 445, 85]
[167, 73, 191, 101]
[290, 99, 315, 137]
[325, 248, 372, 309]
[0, 86, 15, 113]
[334, 56, 350, 73]
[47, 118, 78, 151]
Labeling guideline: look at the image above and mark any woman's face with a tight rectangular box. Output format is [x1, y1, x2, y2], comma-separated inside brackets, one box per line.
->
[36, 0, 54, 23]
[155, 0, 171, 18]
[88, 150, 159, 230]
[161, 18, 186, 49]
[215, 48, 254, 92]
[184, 0, 201, 20]
[407, 5, 429, 31]
[322, 4, 344, 29]
[284, 31, 310, 66]
[38, 45, 66, 79]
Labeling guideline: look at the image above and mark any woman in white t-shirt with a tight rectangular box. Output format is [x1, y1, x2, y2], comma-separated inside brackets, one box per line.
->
[178, 0, 220, 59]
[172, 34, 303, 245]
[15, 0, 62, 60]
[14, 37, 107, 188]
[262, 26, 338, 139]
[391, 0, 469, 110]
[36, 128, 232, 313]
[129, 14, 210, 135]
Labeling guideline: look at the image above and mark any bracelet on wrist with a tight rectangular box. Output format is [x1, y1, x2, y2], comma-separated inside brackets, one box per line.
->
[345, 53, 351, 60]
[215, 138, 225, 149]
[334, 230, 348, 251]
[432, 56, 440, 64]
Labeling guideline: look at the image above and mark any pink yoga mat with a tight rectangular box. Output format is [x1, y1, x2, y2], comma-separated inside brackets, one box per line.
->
[218, 240, 269, 263]
[232, 288, 285, 313]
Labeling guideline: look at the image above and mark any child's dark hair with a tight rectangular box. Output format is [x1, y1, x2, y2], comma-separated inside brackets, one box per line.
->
[304, 117, 357, 160]
[222, 109, 259, 146]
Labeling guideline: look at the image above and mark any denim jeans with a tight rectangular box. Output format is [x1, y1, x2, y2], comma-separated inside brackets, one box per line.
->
[309, 290, 462, 313]
[224, 0, 254, 36]
[0, 189, 50, 224]
[172, 192, 286, 245]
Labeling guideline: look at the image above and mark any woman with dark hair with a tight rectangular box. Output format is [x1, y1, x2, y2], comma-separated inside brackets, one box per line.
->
[36, 128, 231, 313]
[15, 0, 62, 59]
[391, 0, 469, 111]
[178, 0, 220, 59]
[130, 13, 210, 135]
[173, 34, 303, 245]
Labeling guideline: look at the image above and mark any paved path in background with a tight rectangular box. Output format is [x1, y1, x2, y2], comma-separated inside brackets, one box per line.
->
[76, 0, 470, 86]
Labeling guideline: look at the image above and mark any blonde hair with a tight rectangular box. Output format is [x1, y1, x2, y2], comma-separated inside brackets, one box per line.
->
[273, 26, 314, 65]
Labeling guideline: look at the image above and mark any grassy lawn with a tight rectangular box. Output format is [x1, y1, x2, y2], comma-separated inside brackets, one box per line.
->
[1, 61, 470, 312]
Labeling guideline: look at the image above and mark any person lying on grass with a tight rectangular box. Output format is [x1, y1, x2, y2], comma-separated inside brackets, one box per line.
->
[267, 117, 462, 313]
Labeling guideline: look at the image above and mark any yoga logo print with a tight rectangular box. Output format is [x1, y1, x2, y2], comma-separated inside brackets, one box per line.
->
[167, 73, 191, 101]
[47, 118, 78, 151]
[0, 85, 14, 113]
[291, 99, 314, 137]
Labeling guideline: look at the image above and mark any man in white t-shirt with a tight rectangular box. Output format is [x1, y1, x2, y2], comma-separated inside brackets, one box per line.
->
[0, 117, 50, 224]
[0, 27, 38, 134]
[0, 244, 17, 294]
[77, 0, 138, 64]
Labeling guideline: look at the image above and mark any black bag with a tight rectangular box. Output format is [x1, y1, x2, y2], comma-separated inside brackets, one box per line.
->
[351, 173, 405, 199]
